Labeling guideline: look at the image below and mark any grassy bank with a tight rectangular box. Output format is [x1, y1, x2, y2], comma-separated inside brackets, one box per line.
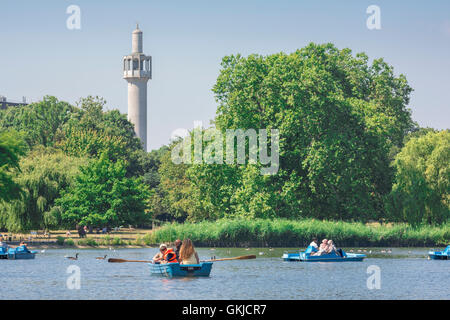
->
[147, 219, 450, 247]
[2, 228, 155, 248]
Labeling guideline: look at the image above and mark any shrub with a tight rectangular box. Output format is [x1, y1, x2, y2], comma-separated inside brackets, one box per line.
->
[56, 236, 65, 245]
[112, 237, 123, 246]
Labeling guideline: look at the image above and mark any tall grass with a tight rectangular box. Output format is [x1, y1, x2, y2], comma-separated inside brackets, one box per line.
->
[148, 219, 450, 247]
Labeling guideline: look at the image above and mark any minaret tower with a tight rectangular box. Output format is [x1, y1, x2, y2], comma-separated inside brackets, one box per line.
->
[123, 24, 152, 150]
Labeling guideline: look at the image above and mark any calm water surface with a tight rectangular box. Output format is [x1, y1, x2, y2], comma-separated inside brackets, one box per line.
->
[1, 247, 449, 299]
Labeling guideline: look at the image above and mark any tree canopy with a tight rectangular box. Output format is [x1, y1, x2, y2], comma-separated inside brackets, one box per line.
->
[0, 129, 27, 203]
[387, 130, 449, 226]
[0, 147, 88, 232]
[178, 43, 415, 222]
[56, 153, 151, 228]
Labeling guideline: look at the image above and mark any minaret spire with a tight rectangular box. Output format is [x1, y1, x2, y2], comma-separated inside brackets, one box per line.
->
[123, 25, 152, 151]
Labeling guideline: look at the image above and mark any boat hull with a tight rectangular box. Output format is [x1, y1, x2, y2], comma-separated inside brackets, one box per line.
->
[428, 246, 450, 260]
[283, 251, 365, 262]
[149, 262, 213, 278]
[0, 247, 36, 260]
[7, 251, 37, 260]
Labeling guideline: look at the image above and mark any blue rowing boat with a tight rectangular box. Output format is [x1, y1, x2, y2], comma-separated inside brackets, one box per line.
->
[428, 245, 450, 260]
[0, 246, 37, 260]
[149, 262, 213, 278]
[283, 246, 365, 262]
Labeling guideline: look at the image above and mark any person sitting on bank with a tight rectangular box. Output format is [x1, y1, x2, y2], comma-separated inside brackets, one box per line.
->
[179, 239, 200, 265]
[174, 239, 182, 261]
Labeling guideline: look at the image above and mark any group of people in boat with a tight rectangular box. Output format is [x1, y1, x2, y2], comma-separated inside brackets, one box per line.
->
[152, 238, 200, 265]
[0, 236, 31, 253]
[308, 238, 343, 257]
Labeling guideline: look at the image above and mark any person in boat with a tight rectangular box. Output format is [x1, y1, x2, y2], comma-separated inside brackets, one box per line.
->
[0, 236, 9, 250]
[315, 239, 329, 256]
[152, 243, 166, 263]
[153, 243, 178, 264]
[179, 239, 200, 265]
[17, 241, 31, 253]
[174, 239, 182, 261]
[307, 238, 319, 255]
[326, 240, 337, 254]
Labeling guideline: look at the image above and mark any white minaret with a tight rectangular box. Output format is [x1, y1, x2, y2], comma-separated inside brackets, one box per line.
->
[123, 24, 152, 151]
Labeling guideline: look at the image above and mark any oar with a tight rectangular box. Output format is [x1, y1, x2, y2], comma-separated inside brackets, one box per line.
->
[108, 258, 153, 263]
[202, 254, 256, 262]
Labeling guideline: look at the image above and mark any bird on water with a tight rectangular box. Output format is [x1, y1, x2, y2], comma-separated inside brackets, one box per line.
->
[65, 253, 79, 260]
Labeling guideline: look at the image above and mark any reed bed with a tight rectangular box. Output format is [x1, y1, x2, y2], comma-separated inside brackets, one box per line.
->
[146, 219, 450, 247]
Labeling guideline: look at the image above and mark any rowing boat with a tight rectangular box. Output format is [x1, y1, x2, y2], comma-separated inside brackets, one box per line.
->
[149, 262, 213, 278]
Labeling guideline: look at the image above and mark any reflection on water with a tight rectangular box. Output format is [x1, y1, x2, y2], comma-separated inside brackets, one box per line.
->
[0, 247, 448, 300]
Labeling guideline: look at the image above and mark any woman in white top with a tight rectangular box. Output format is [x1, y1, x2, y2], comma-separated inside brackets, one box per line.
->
[179, 239, 200, 265]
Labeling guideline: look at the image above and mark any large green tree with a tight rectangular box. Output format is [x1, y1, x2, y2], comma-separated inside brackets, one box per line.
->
[56, 153, 151, 227]
[387, 130, 449, 226]
[0, 147, 88, 232]
[185, 43, 414, 221]
[0, 96, 73, 148]
[58, 96, 146, 176]
[0, 130, 27, 203]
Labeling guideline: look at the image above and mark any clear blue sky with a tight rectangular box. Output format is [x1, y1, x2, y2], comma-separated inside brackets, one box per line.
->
[1, 0, 449, 151]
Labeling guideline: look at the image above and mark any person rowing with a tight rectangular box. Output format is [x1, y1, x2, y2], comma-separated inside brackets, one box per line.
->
[152, 243, 178, 264]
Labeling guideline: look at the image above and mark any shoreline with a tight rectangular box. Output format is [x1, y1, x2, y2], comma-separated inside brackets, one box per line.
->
[3, 218, 449, 249]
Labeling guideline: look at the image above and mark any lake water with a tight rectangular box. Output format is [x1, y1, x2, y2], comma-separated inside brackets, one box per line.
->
[1, 247, 449, 300]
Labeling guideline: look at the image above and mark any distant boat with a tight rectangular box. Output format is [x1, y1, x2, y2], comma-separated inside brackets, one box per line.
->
[149, 262, 213, 278]
[282, 246, 365, 262]
[1, 247, 37, 260]
[428, 246, 450, 260]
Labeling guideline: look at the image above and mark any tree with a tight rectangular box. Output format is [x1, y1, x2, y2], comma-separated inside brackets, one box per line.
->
[0, 130, 27, 203]
[56, 153, 151, 227]
[58, 96, 145, 175]
[387, 130, 449, 226]
[0, 147, 88, 232]
[0, 96, 73, 148]
[150, 145, 195, 222]
[187, 43, 414, 221]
